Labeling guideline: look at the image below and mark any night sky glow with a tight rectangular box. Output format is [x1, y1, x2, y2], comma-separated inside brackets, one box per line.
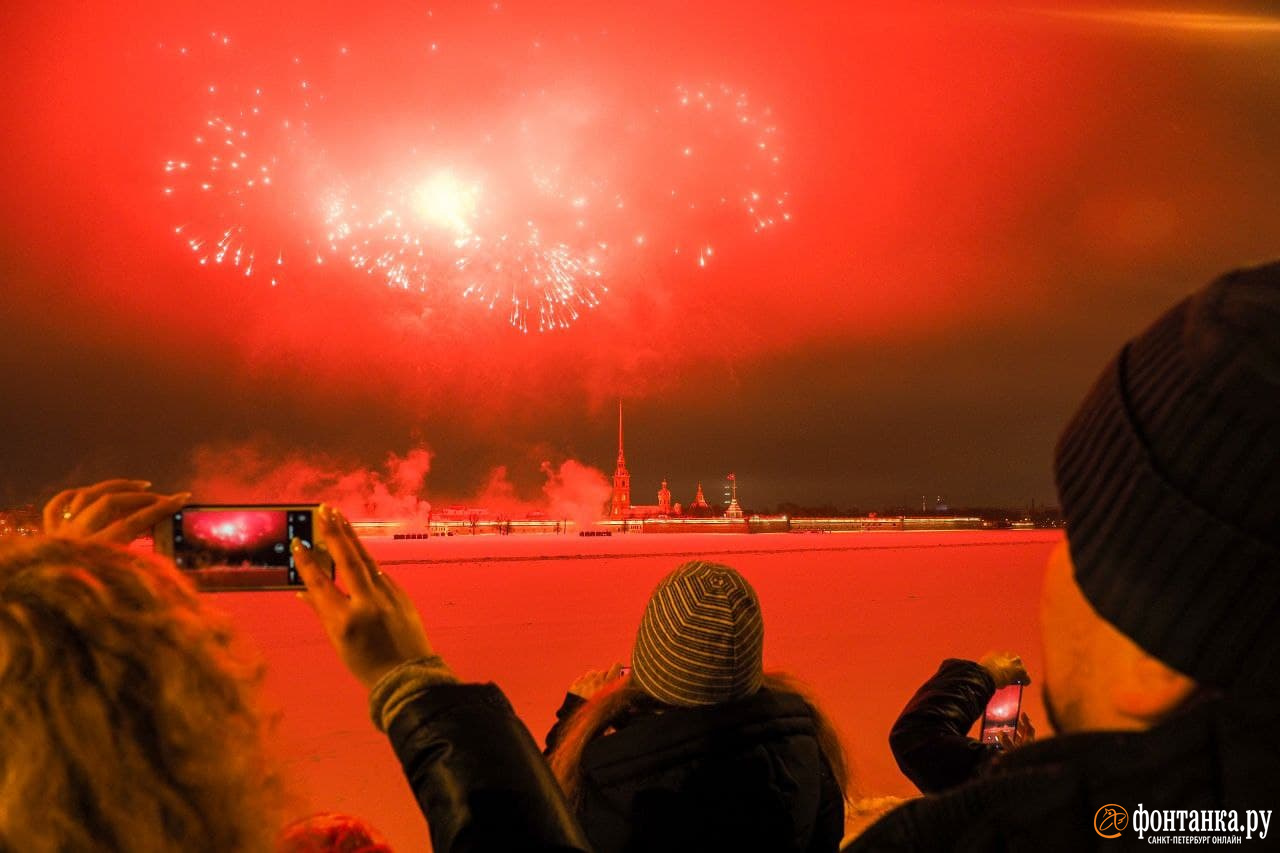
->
[3, 2, 1280, 508]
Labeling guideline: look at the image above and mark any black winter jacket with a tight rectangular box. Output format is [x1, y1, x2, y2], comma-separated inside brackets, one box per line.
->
[545, 688, 845, 853]
[847, 691, 1280, 851]
[889, 659, 999, 794]
[386, 682, 590, 852]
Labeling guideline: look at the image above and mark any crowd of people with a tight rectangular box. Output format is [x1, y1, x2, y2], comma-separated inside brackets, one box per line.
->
[0, 263, 1275, 850]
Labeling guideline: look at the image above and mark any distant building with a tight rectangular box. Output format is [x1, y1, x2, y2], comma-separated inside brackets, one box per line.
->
[609, 401, 670, 518]
[605, 403, 744, 520]
[609, 401, 632, 518]
[0, 505, 40, 537]
[923, 495, 951, 513]
[724, 473, 744, 519]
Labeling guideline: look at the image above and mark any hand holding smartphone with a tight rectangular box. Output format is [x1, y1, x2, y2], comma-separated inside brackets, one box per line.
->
[154, 504, 329, 591]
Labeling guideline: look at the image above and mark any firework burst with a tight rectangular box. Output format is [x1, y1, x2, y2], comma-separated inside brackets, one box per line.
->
[161, 35, 790, 332]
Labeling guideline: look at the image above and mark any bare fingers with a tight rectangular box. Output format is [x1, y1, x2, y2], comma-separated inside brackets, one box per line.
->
[95, 492, 190, 544]
[43, 478, 151, 533]
[318, 506, 378, 601]
[67, 479, 153, 517]
[293, 536, 346, 615]
[45, 482, 185, 545]
[43, 488, 79, 531]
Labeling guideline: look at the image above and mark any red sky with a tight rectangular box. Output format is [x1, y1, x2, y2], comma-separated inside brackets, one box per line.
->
[2, 1, 1278, 509]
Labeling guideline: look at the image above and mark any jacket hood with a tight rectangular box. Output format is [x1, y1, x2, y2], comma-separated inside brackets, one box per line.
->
[580, 688, 818, 783]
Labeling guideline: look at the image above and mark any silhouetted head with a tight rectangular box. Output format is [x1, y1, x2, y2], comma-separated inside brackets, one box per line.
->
[1046, 262, 1280, 731]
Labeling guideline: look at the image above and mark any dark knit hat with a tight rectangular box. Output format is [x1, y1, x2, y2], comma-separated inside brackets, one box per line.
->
[1054, 261, 1280, 695]
[631, 560, 765, 707]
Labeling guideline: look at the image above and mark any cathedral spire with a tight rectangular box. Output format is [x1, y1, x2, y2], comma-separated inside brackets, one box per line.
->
[610, 399, 631, 518]
[617, 399, 625, 467]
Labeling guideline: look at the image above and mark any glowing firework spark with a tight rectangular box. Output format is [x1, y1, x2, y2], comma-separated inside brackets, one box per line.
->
[322, 168, 607, 333]
[161, 34, 791, 332]
[412, 171, 479, 236]
[162, 36, 327, 287]
[459, 226, 605, 334]
[661, 83, 792, 266]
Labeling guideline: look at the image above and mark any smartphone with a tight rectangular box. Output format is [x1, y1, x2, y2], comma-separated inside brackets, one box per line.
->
[980, 683, 1023, 746]
[154, 504, 326, 591]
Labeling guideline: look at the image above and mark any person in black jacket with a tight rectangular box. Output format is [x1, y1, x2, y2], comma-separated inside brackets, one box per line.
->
[846, 263, 1280, 850]
[544, 560, 849, 853]
[888, 653, 1035, 795]
[295, 505, 591, 853]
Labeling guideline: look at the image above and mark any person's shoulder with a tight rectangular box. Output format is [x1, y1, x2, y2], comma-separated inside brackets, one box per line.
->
[740, 686, 817, 716]
[844, 751, 1097, 851]
[579, 690, 818, 780]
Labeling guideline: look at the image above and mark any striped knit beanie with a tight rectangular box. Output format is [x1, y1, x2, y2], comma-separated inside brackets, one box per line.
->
[631, 561, 765, 707]
[1054, 261, 1280, 695]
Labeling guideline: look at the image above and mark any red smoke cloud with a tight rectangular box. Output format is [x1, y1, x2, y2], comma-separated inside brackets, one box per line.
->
[452, 460, 612, 528]
[188, 442, 435, 521]
[539, 460, 614, 528]
[186, 439, 610, 527]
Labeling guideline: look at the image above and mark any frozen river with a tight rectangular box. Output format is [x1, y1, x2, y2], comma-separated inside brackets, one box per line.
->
[211, 529, 1062, 849]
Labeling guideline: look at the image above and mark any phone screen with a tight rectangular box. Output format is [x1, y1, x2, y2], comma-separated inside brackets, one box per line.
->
[168, 506, 316, 589]
[980, 683, 1023, 746]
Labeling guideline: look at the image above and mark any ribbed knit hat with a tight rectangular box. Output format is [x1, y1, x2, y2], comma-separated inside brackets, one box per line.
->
[1054, 261, 1280, 695]
[631, 561, 765, 707]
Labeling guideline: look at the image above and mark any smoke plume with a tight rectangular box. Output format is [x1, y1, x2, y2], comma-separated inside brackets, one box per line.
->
[186, 439, 610, 526]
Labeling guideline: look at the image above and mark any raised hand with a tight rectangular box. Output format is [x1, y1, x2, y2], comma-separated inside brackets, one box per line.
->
[43, 479, 190, 545]
[978, 650, 1031, 688]
[997, 713, 1037, 750]
[568, 663, 627, 700]
[294, 505, 437, 689]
